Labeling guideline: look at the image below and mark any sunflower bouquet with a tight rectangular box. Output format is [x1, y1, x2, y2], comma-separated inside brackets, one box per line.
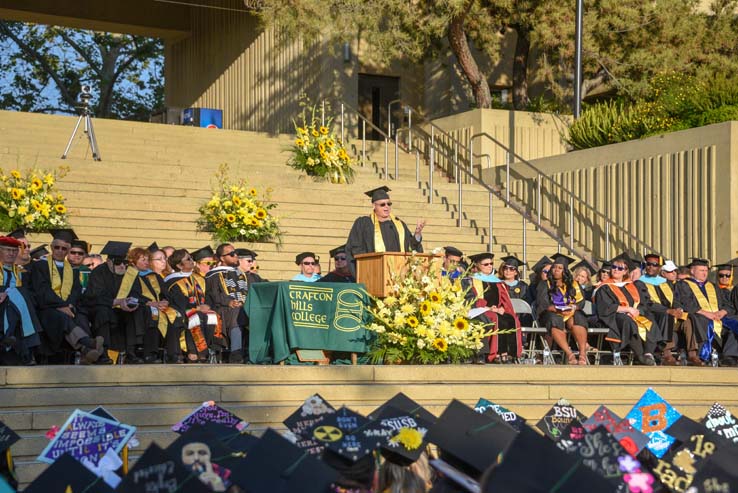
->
[197, 164, 281, 243]
[0, 166, 70, 232]
[287, 101, 354, 184]
[366, 253, 494, 364]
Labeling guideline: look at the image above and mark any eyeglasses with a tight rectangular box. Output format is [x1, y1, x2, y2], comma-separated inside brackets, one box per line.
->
[335, 256, 347, 261]
[541, 269, 550, 275]
[201, 260, 217, 267]
[719, 273, 732, 278]
[68, 250, 85, 256]
[479, 262, 494, 267]
[242, 258, 254, 262]
[223, 251, 239, 257]
[376, 202, 392, 207]
[503, 266, 517, 270]
[113, 259, 128, 266]
[53, 245, 69, 252]
[302, 261, 316, 266]
[612, 265, 628, 271]
[645, 262, 661, 267]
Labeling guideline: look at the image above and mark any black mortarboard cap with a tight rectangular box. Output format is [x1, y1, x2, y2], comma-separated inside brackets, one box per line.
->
[427, 399, 517, 476]
[714, 263, 734, 272]
[29, 244, 49, 260]
[369, 392, 437, 424]
[468, 252, 494, 264]
[283, 394, 337, 437]
[631, 252, 644, 268]
[24, 453, 116, 493]
[483, 426, 616, 493]
[365, 186, 390, 202]
[536, 398, 586, 441]
[551, 253, 575, 268]
[235, 248, 257, 259]
[500, 255, 523, 269]
[198, 422, 259, 454]
[689, 257, 711, 268]
[100, 241, 131, 259]
[7, 228, 25, 239]
[370, 405, 433, 466]
[701, 402, 738, 444]
[531, 255, 552, 273]
[329, 245, 347, 258]
[314, 407, 376, 463]
[0, 420, 20, 453]
[665, 415, 731, 450]
[232, 428, 339, 493]
[295, 252, 317, 265]
[71, 239, 90, 253]
[444, 246, 463, 258]
[117, 443, 210, 493]
[473, 398, 527, 432]
[599, 261, 613, 272]
[165, 426, 241, 472]
[689, 446, 738, 491]
[572, 259, 597, 276]
[49, 228, 78, 244]
[644, 253, 663, 264]
[147, 241, 160, 253]
[190, 245, 215, 261]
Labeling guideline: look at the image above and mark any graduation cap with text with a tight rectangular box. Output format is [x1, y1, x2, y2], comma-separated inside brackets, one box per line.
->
[231, 428, 339, 493]
[427, 399, 517, 477]
[365, 186, 390, 202]
[701, 402, 738, 444]
[29, 244, 49, 260]
[313, 406, 377, 464]
[482, 426, 617, 493]
[49, 228, 78, 244]
[191, 245, 215, 262]
[283, 394, 337, 455]
[171, 401, 249, 434]
[100, 241, 132, 259]
[24, 453, 116, 493]
[688, 446, 738, 492]
[0, 420, 20, 455]
[536, 397, 586, 441]
[582, 405, 649, 457]
[368, 404, 433, 466]
[624, 387, 681, 458]
[165, 426, 242, 488]
[116, 443, 210, 493]
[474, 398, 527, 432]
[369, 392, 436, 425]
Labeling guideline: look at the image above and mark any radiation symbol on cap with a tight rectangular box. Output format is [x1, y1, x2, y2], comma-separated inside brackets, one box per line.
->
[313, 425, 343, 442]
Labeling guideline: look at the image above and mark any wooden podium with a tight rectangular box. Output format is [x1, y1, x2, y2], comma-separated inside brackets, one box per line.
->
[354, 252, 443, 297]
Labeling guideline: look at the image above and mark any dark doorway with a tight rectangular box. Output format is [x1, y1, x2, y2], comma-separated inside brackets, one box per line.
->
[358, 74, 400, 140]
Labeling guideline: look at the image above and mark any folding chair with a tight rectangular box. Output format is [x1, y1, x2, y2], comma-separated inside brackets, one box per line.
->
[511, 298, 556, 365]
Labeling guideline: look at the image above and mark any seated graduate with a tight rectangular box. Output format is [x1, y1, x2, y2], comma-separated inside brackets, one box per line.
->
[525, 255, 552, 311]
[572, 259, 596, 302]
[67, 238, 92, 291]
[0, 235, 41, 365]
[192, 245, 216, 276]
[165, 249, 226, 363]
[292, 252, 320, 282]
[593, 253, 659, 366]
[205, 243, 249, 364]
[499, 255, 529, 300]
[30, 229, 103, 365]
[318, 245, 356, 283]
[442, 246, 465, 280]
[84, 241, 155, 364]
[236, 248, 268, 282]
[674, 258, 738, 367]
[535, 254, 589, 366]
[129, 246, 183, 363]
[7, 229, 32, 275]
[463, 252, 521, 364]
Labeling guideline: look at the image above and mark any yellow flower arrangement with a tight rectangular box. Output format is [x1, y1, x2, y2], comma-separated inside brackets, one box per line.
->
[0, 166, 70, 232]
[367, 253, 500, 364]
[287, 98, 355, 184]
[197, 163, 281, 243]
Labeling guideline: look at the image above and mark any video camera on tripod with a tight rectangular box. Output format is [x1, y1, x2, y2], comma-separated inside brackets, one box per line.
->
[61, 84, 102, 161]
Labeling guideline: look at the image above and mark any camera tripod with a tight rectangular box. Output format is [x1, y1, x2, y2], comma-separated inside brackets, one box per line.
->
[61, 104, 101, 161]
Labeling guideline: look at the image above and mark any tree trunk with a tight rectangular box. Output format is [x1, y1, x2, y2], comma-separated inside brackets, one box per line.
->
[447, 9, 492, 109]
[512, 26, 531, 110]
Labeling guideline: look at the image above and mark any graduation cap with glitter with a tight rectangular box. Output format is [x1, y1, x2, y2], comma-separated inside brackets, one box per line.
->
[283, 394, 337, 455]
[231, 428, 339, 493]
[536, 397, 586, 441]
[688, 446, 738, 493]
[365, 404, 433, 466]
[581, 405, 649, 457]
[310, 407, 376, 463]
[368, 392, 436, 425]
[701, 402, 738, 444]
[474, 398, 527, 432]
[662, 415, 733, 478]
[624, 387, 681, 458]
[24, 453, 117, 493]
[116, 443, 210, 493]
[171, 401, 249, 434]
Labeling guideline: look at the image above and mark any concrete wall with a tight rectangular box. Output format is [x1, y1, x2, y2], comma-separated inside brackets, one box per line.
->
[481, 122, 737, 265]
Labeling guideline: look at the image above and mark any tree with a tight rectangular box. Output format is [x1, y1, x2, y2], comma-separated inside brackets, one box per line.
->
[0, 21, 164, 120]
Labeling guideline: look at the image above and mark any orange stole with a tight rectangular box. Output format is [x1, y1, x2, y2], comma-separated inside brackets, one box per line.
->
[604, 282, 653, 340]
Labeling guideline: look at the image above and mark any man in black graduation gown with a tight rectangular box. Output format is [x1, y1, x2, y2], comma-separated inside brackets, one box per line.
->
[318, 245, 356, 283]
[674, 258, 738, 366]
[31, 229, 103, 364]
[206, 243, 249, 363]
[345, 186, 425, 275]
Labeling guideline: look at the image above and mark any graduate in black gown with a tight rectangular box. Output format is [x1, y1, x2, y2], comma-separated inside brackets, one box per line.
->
[318, 245, 356, 283]
[345, 186, 425, 275]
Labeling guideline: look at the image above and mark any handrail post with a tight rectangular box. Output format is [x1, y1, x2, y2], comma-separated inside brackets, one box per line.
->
[340, 103, 345, 143]
[407, 108, 412, 151]
[457, 148, 462, 228]
[606, 221, 611, 259]
[415, 149, 420, 183]
[387, 99, 401, 138]
[522, 216, 527, 267]
[536, 174, 542, 231]
[384, 138, 389, 180]
[361, 120, 366, 167]
[394, 132, 399, 180]
[488, 191, 493, 253]
[429, 126, 434, 204]
[468, 139, 473, 188]
[506, 150, 511, 203]
[569, 195, 574, 250]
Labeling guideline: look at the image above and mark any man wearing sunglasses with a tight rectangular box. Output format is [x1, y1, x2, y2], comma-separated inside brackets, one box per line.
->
[345, 186, 425, 274]
[317, 245, 356, 283]
[292, 252, 320, 282]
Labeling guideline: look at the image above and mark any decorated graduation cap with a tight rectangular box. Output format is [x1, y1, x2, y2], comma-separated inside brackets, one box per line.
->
[147, 241, 160, 253]
[482, 426, 615, 493]
[468, 252, 494, 264]
[165, 426, 241, 486]
[231, 428, 339, 493]
[369, 392, 437, 425]
[329, 245, 347, 258]
[0, 420, 20, 483]
[500, 255, 523, 269]
[427, 399, 517, 477]
[444, 246, 463, 258]
[581, 405, 649, 456]
[370, 404, 433, 466]
[25, 453, 117, 493]
[474, 398, 527, 432]
[283, 394, 337, 455]
[323, 408, 380, 463]
[551, 253, 575, 268]
[530, 255, 552, 273]
[536, 397, 586, 441]
[365, 185, 391, 202]
[235, 248, 257, 259]
[171, 401, 249, 434]
[191, 245, 215, 262]
[117, 443, 210, 493]
[689, 257, 711, 268]
[29, 244, 49, 260]
[572, 259, 597, 276]
[48, 228, 78, 244]
[100, 241, 132, 259]
[295, 251, 318, 265]
[688, 445, 738, 491]
[701, 402, 738, 444]
[624, 387, 681, 458]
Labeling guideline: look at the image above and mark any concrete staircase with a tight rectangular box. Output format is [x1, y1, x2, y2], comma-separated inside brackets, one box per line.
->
[0, 110, 563, 280]
[2, 365, 737, 486]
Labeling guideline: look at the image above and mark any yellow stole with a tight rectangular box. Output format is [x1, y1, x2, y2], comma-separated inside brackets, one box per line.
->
[645, 283, 660, 304]
[0, 264, 23, 287]
[372, 213, 407, 253]
[605, 282, 653, 340]
[139, 273, 179, 337]
[48, 256, 73, 300]
[114, 266, 139, 304]
[658, 282, 674, 307]
[686, 280, 722, 334]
